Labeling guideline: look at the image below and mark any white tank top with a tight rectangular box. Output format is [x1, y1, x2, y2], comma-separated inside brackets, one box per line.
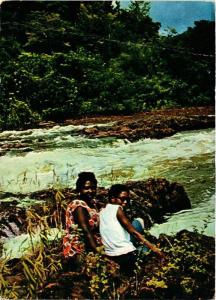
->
[99, 204, 136, 256]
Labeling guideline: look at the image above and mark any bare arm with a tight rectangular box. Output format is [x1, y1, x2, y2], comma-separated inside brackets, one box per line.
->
[74, 206, 98, 252]
[117, 207, 164, 257]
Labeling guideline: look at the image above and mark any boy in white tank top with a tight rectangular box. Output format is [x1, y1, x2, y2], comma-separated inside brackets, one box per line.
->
[99, 184, 164, 275]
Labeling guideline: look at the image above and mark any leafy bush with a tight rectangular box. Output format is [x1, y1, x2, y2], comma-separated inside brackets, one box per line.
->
[6, 98, 41, 129]
[138, 230, 215, 299]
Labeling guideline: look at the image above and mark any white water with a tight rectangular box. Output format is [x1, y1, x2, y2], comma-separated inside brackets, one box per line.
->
[2, 228, 63, 259]
[0, 126, 215, 258]
[0, 127, 214, 194]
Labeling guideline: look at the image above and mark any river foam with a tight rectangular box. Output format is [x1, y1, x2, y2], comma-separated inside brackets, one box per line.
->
[0, 127, 214, 256]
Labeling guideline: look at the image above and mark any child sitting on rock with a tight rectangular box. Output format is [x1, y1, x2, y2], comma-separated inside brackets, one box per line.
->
[99, 184, 164, 275]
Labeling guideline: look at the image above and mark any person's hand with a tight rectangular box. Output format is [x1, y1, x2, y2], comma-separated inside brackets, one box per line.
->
[152, 246, 166, 258]
[156, 249, 166, 259]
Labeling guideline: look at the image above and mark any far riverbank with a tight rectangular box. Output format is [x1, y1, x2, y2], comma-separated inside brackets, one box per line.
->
[37, 106, 215, 141]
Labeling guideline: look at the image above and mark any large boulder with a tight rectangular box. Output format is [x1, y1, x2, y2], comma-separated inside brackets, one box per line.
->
[0, 178, 191, 241]
[125, 178, 191, 227]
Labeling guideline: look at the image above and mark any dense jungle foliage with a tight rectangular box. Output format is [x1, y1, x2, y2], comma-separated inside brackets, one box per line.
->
[1, 1, 215, 130]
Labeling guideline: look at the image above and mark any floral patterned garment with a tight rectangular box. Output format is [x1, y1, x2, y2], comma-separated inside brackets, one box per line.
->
[63, 199, 101, 258]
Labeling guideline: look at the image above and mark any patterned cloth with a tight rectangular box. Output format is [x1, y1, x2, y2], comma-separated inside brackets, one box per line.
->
[63, 199, 101, 258]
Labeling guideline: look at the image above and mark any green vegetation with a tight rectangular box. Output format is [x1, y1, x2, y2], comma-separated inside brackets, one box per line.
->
[1, 1, 214, 130]
[139, 229, 215, 299]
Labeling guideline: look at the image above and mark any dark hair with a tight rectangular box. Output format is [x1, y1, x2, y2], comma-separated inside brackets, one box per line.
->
[108, 184, 129, 200]
[76, 172, 97, 192]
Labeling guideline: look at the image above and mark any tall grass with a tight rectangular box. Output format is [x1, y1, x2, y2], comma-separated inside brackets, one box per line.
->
[0, 189, 66, 299]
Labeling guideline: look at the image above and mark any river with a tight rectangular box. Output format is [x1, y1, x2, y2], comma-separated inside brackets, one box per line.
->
[0, 125, 215, 242]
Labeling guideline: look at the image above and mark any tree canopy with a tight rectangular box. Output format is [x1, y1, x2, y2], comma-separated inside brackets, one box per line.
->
[1, 1, 215, 130]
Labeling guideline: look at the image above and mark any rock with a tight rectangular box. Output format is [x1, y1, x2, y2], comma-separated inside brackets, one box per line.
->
[125, 178, 191, 226]
[38, 121, 56, 128]
[77, 107, 214, 141]
[29, 179, 191, 229]
[0, 205, 26, 239]
[82, 127, 99, 135]
[0, 179, 191, 240]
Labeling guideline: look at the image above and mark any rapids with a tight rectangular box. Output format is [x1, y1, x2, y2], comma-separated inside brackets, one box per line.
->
[0, 125, 215, 244]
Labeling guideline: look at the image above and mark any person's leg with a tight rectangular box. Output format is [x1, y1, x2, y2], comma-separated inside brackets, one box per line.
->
[132, 217, 144, 233]
[131, 218, 149, 253]
[110, 251, 136, 276]
[131, 217, 144, 245]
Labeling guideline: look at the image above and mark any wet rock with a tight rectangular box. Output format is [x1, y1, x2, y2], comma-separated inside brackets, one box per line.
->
[0, 194, 29, 240]
[28, 178, 191, 230]
[0, 192, 22, 200]
[82, 127, 99, 135]
[38, 121, 56, 128]
[0, 178, 191, 239]
[1, 142, 29, 149]
[0, 142, 33, 154]
[78, 107, 214, 141]
[0, 205, 27, 239]
[125, 178, 191, 227]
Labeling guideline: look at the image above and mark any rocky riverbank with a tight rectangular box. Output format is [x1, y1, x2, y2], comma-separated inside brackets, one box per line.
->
[65, 106, 215, 141]
[0, 178, 191, 239]
[0, 106, 214, 156]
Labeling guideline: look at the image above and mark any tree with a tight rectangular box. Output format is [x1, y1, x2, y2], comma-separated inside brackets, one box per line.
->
[118, 1, 160, 41]
[0, 1, 214, 129]
[177, 20, 215, 54]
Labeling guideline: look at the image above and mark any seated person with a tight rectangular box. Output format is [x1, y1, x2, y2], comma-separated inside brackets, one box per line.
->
[63, 172, 101, 267]
[99, 184, 164, 275]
